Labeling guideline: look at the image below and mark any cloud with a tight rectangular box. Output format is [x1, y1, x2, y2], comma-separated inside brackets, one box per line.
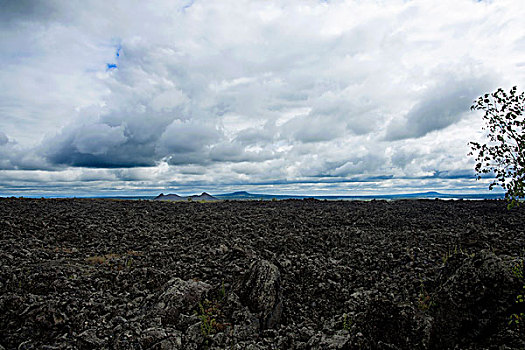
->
[158, 120, 222, 165]
[209, 142, 277, 163]
[282, 113, 345, 143]
[0, 0, 524, 195]
[73, 124, 127, 155]
[233, 123, 276, 145]
[0, 131, 8, 146]
[0, 133, 49, 171]
[43, 120, 156, 168]
[0, 0, 58, 28]
[384, 75, 494, 141]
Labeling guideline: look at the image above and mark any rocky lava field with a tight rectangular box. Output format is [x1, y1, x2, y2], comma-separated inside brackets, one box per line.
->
[1, 198, 524, 349]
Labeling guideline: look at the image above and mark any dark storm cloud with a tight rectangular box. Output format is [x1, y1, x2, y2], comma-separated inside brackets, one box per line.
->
[430, 169, 475, 179]
[43, 122, 157, 168]
[0, 144, 50, 171]
[158, 121, 220, 154]
[158, 121, 222, 165]
[0, 131, 8, 145]
[0, 0, 58, 27]
[0, 132, 49, 170]
[385, 77, 493, 141]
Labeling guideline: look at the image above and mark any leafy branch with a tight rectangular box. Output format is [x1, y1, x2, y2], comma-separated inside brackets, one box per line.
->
[469, 86, 525, 208]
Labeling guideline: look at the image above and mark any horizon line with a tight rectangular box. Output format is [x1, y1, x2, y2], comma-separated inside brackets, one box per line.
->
[0, 190, 506, 200]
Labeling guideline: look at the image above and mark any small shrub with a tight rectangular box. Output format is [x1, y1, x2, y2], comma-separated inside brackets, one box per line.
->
[85, 253, 120, 265]
[417, 278, 435, 312]
[512, 260, 524, 279]
[196, 299, 230, 336]
[85, 252, 137, 270]
[441, 245, 474, 265]
[195, 282, 233, 338]
[198, 300, 218, 336]
[342, 313, 353, 331]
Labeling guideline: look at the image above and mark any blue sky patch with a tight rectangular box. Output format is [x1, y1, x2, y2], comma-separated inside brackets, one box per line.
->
[106, 43, 121, 70]
[181, 0, 194, 12]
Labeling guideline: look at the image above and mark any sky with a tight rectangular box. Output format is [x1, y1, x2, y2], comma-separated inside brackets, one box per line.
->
[0, 0, 524, 197]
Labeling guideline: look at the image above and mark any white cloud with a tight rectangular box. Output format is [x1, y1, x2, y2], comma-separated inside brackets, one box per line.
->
[0, 0, 524, 195]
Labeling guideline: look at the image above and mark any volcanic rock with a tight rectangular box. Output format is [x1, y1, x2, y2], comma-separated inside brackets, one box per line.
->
[338, 289, 430, 349]
[157, 278, 212, 326]
[238, 260, 282, 329]
[1, 198, 524, 348]
[430, 250, 524, 348]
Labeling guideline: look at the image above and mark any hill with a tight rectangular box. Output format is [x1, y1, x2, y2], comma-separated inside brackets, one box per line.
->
[154, 192, 219, 201]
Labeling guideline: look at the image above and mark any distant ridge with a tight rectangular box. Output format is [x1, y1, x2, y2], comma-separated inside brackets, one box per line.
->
[213, 191, 505, 201]
[188, 192, 219, 201]
[154, 192, 219, 201]
[154, 193, 183, 201]
[148, 191, 504, 202]
[215, 191, 261, 199]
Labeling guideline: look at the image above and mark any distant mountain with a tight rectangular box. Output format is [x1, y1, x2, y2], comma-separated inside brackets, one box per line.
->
[152, 190, 504, 202]
[154, 192, 219, 201]
[214, 191, 268, 200]
[154, 193, 184, 201]
[214, 191, 505, 201]
[187, 192, 219, 201]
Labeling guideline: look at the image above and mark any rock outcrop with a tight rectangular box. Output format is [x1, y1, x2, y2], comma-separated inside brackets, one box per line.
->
[157, 277, 212, 326]
[238, 260, 283, 329]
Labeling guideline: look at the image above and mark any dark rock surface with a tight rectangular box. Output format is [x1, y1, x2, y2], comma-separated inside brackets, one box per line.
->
[157, 278, 212, 326]
[0, 198, 524, 349]
[238, 260, 282, 329]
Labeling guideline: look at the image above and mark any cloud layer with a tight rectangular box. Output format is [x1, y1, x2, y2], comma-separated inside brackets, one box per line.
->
[1, 0, 524, 195]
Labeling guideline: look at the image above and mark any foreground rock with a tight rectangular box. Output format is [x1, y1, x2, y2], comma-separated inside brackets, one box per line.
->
[238, 260, 283, 330]
[157, 277, 213, 326]
[0, 198, 524, 349]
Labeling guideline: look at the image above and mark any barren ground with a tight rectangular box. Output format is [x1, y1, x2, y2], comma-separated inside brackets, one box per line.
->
[0, 198, 524, 349]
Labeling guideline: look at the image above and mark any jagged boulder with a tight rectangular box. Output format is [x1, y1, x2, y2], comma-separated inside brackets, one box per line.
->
[238, 260, 282, 329]
[430, 250, 523, 348]
[157, 278, 212, 326]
